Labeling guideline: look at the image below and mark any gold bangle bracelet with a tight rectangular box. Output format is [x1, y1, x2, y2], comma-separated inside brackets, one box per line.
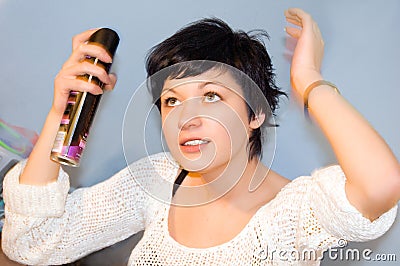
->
[303, 80, 340, 109]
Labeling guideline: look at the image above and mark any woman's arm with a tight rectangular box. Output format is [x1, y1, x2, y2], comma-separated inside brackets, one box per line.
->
[1, 29, 129, 265]
[2, 162, 146, 265]
[285, 8, 400, 221]
[20, 29, 116, 185]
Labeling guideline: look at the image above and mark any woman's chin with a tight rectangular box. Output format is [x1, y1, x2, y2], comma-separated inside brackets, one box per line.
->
[174, 153, 216, 173]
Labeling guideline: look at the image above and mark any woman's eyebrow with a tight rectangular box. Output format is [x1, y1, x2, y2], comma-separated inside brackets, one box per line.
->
[161, 87, 176, 95]
[162, 80, 229, 94]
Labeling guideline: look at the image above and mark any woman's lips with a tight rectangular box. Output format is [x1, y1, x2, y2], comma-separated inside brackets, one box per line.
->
[180, 138, 210, 153]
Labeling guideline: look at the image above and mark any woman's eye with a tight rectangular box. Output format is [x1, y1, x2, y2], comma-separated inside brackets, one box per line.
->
[203, 92, 221, 103]
[164, 97, 181, 107]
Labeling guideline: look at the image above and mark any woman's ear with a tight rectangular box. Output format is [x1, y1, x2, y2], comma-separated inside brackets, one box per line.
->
[249, 112, 265, 129]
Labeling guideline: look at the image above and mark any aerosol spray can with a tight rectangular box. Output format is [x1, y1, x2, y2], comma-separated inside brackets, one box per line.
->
[50, 28, 119, 167]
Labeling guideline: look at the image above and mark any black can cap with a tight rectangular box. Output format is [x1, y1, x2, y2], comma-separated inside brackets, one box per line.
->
[88, 28, 120, 57]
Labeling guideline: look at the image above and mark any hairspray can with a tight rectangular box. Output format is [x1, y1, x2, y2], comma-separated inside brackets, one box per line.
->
[50, 28, 119, 167]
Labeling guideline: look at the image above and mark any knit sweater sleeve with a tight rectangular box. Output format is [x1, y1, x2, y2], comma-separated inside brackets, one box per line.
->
[300, 165, 398, 250]
[1, 157, 151, 265]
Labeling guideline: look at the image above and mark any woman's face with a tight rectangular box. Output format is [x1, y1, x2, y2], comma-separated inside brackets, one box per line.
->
[160, 69, 262, 175]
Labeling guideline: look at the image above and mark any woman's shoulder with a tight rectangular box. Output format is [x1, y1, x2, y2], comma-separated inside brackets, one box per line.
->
[256, 165, 343, 210]
[121, 152, 180, 204]
[125, 152, 179, 176]
[274, 164, 344, 193]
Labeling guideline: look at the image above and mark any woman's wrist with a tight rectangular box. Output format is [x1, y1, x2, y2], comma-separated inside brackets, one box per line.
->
[303, 80, 340, 109]
[291, 72, 323, 97]
[50, 105, 66, 119]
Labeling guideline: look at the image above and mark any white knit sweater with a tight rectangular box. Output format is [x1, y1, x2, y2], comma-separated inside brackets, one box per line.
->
[1, 152, 397, 265]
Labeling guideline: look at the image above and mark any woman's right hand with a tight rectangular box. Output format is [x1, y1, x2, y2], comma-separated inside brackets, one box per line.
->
[52, 29, 117, 115]
[19, 29, 117, 185]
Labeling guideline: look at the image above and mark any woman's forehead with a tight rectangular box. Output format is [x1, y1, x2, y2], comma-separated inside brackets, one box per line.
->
[162, 69, 243, 95]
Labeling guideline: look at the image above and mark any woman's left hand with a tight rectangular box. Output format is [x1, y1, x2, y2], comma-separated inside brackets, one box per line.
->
[284, 8, 324, 99]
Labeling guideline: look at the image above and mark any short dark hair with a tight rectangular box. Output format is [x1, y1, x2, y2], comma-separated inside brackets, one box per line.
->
[146, 17, 287, 160]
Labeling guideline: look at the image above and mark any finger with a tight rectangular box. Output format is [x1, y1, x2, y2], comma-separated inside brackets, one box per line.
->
[285, 27, 301, 39]
[285, 17, 302, 28]
[56, 76, 104, 95]
[286, 8, 310, 19]
[64, 61, 112, 84]
[79, 43, 113, 63]
[103, 73, 117, 91]
[284, 11, 302, 26]
[63, 44, 113, 70]
[71, 28, 100, 50]
[285, 8, 313, 26]
[72, 43, 113, 64]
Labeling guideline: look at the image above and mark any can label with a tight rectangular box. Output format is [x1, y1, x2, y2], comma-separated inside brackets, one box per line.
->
[51, 131, 66, 153]
[51, 90, 101, 167]
[50, 55, 110, 167]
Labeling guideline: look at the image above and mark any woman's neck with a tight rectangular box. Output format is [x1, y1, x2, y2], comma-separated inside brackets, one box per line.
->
[185, 155, 270, 203]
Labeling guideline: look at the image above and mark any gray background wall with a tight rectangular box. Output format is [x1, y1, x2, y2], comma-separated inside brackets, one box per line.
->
[0, 0, 398, 265]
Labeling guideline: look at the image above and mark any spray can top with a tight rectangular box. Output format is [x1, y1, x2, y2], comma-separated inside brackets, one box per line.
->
[88, 28, 120, 57]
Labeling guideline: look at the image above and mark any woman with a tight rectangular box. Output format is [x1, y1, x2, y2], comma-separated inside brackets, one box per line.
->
[2, 8, 399, 265]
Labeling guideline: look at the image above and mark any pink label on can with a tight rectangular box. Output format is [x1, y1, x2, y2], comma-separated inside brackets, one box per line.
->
[61, 119, 70, 125]
[79, 140, 86, 149]
[61, 145, 82, 160]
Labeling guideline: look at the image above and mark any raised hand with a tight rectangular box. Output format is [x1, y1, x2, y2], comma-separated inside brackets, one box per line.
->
[284, 8, 324, 100]
[52, 29, 117, 114]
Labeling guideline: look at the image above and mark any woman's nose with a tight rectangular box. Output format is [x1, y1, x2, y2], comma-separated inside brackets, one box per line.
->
[177, 98, 202, 130]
